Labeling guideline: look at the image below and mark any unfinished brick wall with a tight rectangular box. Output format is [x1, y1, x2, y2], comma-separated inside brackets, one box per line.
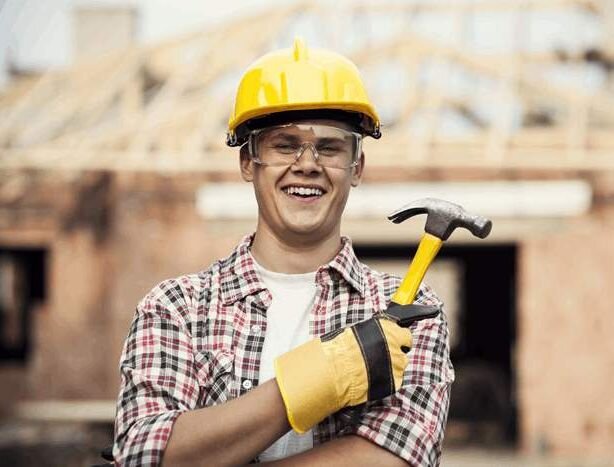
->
[0, 172, 251, 405]
[105, 173, 248, 394]
[4, 170, 614, 462]
[518, 209, 614, 458]
[28, 229, 113, 399]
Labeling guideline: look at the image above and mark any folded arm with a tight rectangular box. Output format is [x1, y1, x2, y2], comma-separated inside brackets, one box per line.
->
[349, 295, 454, 466]
[114, 298, 291, 467]
[114, 285, 452, 466]
[114, 298, 407, 467]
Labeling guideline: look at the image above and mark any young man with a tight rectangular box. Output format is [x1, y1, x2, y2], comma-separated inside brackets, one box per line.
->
[113, 39, 453, 466]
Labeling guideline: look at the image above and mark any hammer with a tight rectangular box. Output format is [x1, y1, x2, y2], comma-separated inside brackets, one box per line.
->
[337, 198, 492, 425]
[388, 197, 492, 309]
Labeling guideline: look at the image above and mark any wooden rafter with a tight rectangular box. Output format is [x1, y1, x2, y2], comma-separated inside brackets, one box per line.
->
[0, 0, 612, 172]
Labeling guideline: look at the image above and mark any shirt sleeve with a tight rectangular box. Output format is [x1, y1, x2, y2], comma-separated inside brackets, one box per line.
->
[113, 290, 200, 467]
[351, 286, 454, 466]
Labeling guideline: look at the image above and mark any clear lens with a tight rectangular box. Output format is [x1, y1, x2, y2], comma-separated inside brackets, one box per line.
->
[249, 124, 362, 169]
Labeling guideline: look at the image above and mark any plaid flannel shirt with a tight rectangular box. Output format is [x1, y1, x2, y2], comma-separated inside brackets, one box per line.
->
[114, 234, 454, 466]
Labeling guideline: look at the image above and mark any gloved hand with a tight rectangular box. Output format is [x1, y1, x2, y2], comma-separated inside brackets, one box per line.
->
[274, 315, 412, 433]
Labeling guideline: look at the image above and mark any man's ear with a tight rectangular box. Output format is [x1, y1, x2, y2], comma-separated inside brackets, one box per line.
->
[239, 145, 254, 182]
[351, 152, 365, 187]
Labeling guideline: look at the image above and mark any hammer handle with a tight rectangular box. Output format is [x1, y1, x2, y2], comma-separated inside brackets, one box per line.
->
[391, 233, 442, 305]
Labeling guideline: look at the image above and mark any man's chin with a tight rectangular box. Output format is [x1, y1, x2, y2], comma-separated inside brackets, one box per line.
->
[276, 210, 341, 239]
[285, 224, 322, 236]
[282, 220, 330, 239]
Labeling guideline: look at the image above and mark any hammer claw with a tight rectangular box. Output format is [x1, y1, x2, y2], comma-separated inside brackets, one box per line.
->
[387, 199, 432, 225]
[388, 197, 492, 241]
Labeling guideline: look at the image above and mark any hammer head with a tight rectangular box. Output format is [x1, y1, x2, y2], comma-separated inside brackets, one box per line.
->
[388, 198, 492, 241]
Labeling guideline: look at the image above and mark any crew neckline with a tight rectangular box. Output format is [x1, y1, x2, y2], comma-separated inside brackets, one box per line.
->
[249, 250, 317, 283]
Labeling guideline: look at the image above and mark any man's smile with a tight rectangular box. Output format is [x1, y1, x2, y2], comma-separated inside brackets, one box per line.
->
[280, 183, 328, 204]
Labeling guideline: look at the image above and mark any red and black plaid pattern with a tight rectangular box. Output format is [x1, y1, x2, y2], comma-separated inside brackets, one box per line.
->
[113, 234, 454, 466]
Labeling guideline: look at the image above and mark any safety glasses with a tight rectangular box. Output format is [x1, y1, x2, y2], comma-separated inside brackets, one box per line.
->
[247, 123, 362, 169]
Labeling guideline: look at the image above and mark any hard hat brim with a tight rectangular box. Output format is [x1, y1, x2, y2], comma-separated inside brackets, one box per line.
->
[228, 106, 380, 147]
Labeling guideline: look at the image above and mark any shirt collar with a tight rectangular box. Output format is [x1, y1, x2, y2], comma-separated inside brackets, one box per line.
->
[323, 236, 365, 297]
[220, 234, 267, 306]
[220, 233, 365, 306]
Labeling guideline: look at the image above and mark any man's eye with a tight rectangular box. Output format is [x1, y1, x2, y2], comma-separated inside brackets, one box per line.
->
[318, 146, 343, 155]
[273, 143, 298, 152]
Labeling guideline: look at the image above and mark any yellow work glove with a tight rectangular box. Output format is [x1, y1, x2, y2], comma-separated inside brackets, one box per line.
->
[274, 315, 412, 433]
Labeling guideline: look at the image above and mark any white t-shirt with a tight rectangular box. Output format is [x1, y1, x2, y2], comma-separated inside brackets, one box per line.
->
[251, 253, 316, 461]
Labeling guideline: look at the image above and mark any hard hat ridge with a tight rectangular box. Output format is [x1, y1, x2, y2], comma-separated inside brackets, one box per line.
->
[292, 36, 308, 61]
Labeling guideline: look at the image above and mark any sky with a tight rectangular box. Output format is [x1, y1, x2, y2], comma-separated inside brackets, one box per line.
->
[0, 0, 287, 87]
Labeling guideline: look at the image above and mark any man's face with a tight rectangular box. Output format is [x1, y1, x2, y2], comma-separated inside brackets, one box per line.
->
[240, 119, 365, 243]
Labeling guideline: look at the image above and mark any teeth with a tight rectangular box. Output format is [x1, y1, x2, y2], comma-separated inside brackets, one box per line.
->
[283, 186, 323, 196]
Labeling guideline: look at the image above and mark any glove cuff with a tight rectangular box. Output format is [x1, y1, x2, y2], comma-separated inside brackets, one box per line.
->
[274, 338, 339, 433]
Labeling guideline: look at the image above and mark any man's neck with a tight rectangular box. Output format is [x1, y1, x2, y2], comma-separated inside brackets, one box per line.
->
[250, 225, 342, 274]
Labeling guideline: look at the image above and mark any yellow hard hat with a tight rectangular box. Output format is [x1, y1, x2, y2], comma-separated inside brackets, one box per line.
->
[226, 38, 381, 147]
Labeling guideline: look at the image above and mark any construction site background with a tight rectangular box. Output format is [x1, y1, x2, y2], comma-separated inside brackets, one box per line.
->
[1, 1, 613, 465]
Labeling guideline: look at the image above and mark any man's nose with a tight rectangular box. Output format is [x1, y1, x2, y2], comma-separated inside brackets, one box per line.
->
[292, 143, 322, 172]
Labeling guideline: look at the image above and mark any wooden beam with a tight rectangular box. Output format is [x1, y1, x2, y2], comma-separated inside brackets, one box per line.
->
[0, 0, 611, 176]
[3, 142, 614, 172]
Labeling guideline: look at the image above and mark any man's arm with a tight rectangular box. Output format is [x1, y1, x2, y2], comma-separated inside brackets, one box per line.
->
[114, 290, 293, 467]
[115, 300, 409, 467]
[163, 379, 289, 466]
[166, 388, 407, 467]
[346, 286, 455, 466]
[115, 283, 420, 466]
[263, 435, 407, 467]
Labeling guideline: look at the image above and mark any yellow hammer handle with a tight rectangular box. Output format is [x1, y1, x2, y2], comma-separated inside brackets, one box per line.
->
[391, 233, 443, 305]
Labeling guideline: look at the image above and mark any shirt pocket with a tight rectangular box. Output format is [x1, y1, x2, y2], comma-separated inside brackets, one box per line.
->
[195, 349, 235, 406]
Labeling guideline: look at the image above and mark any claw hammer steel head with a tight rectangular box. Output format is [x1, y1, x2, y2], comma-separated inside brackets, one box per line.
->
[387, 198, 492, 306]
[388, 197, 492, 241]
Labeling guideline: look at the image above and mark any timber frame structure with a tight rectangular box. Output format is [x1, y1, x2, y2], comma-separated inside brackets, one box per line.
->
[1, 0, 614, 173]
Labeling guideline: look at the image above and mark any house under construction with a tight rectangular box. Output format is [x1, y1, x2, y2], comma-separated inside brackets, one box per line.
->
[0, 0, 613, 461]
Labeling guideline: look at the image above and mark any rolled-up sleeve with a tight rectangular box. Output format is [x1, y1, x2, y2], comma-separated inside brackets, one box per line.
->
[353, 291, 454, 466]
[113, 291, 200, 467]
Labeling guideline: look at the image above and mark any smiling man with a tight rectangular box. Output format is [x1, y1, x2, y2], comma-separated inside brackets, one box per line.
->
[113, 39, 454, 466]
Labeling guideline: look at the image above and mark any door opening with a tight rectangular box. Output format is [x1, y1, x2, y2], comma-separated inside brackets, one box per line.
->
[0, 248, 47, 362]
[355, 243, 517, 446]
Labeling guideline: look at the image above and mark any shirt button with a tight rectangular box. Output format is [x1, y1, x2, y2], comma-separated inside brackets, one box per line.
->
[251, 324, 261, 333]
[242, 379, 253, 390]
